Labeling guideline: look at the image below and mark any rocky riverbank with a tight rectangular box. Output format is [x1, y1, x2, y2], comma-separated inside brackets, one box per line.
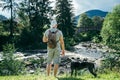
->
[0, 42, 117, 74]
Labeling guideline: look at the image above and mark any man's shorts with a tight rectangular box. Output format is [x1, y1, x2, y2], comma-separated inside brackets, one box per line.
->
[46, 49, 61, 64]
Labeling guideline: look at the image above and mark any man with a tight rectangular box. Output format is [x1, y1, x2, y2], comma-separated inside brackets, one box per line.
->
[43, 19, 65, 77]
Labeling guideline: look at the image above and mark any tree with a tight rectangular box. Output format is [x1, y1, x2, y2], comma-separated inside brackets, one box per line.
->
[77, 13, 94, 28]
[18, 0, 52, 49]
[92, 16, 104, 29]
[18, 0, 52, 31]
[76, 13, 102, 42]
[17, 1, 30, 29]
[101, 4, 120, 50]
[55, 0, 75, 37]
[0, 21, 4, 35]
[2, 0, 18, 37]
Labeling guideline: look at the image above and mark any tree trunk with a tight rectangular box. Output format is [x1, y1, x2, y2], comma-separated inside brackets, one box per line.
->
[10, 0, 13, 37]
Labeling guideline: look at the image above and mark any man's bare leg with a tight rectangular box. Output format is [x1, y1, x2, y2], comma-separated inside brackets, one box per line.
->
[54, 64, 59, 77]
[46, 64, 52, 76]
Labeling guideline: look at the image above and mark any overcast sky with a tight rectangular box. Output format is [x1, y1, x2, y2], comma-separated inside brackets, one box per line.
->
[0, 0, 120, 18]
[73, 0, 120, 15]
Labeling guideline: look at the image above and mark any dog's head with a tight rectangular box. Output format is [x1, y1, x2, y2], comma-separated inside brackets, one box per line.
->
[83, 58, 88, 62]
[69, 57, 82, 62]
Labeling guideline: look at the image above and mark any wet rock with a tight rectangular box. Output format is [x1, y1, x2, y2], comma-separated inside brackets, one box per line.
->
[14, 52, 24, 57]
[29, 70, 35, 74]
[82, 44, 91, 48]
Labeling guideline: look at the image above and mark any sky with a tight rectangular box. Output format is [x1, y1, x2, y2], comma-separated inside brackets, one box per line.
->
[73, 0, 120, 15]
[0, 0, 120, 18]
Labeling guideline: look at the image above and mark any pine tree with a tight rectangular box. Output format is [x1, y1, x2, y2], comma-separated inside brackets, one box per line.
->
[55, 0, 75, 37]
[18, 0, 52, 31]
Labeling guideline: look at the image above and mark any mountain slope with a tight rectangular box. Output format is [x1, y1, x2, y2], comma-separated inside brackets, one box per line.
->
[0, 15, 8, 21]
[75, 9, 108, 24]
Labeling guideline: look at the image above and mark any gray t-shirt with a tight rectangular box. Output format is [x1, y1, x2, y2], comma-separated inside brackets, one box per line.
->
[44, 28, 63, 51]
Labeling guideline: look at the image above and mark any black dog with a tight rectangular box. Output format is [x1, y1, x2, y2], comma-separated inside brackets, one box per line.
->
[71, 61, 97, 77]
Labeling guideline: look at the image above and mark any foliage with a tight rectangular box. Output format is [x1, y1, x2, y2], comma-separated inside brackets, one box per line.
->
[92, 34, 102, 43]
[2, 20, 21, 35]
[0, 21, 4, 35]
[108, 43, 120, 51]
[76, 13, 102, 43]
[101, 4, 120, 51]
[55, 0, 76, 49]
[2, 0, 18, 36]
[18, 28, 46, 50]
[64, 37, 76, 50]
[55, 0, 75, 38]
[77, 13, 94, 28]
[101, 53, 120, 72]
[92, 16, 104, 28]
[75, 31, 101, 42]
[76, 13, 104, 43]
[0, 44, 25, 75]
[16, 0, 52, 50]
[0, 35, 10, 51]
[18, 0, 52, 30]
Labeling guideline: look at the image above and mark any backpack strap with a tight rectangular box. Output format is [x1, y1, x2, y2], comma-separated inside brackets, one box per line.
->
[55, 30, 59, 42]
[54, 30, 58, 34]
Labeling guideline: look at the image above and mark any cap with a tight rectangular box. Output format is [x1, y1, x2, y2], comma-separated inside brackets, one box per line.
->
[50, 19, 57, 28]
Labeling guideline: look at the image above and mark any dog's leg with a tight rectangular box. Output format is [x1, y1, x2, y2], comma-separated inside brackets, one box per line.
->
[75, 69, 77, 77]
[88, 67, 97, 77]
[71, 69, 74, 76]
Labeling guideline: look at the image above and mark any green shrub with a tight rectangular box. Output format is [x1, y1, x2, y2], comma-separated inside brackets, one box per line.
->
[18, 28, 46, 50]
[92, 35, 102, 43]
[0, 44, 25, 75]
[75, 31, 100, 42]
[101, 53, 120, 72]
[64, 37, 76, 50]
[0, 35, 9, 51]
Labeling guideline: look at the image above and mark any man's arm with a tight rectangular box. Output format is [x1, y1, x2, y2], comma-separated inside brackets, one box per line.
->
[60, 36, 65, 56]
[43, 35, 48, 42]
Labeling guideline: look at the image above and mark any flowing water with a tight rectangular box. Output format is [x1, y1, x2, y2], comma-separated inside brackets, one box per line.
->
[65, 41, 117, 65]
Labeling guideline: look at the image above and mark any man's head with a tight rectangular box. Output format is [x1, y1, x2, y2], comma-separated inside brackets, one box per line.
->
[50, 19, 57, 28]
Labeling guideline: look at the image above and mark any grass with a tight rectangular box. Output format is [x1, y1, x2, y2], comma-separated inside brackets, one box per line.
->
[0, 71, 120, 80]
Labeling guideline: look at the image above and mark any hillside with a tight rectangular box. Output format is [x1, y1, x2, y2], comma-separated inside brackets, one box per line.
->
[0, 15, 8, 21]
[75, 9, 108, 24]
